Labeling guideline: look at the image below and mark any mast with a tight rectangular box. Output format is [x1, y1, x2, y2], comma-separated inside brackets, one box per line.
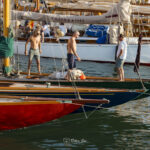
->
[36, 0, 40, 11]
[3, 0, 11, 76]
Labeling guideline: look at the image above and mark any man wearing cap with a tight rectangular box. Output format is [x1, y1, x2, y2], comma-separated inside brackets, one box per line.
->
[115, 34, 127, 81]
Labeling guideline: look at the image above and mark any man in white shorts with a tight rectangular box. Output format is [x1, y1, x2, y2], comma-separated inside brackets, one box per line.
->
[115, 34, 127, 81]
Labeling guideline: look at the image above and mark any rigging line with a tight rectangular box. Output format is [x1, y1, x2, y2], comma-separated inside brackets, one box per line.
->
[115, 0, 121, 49]
[49, 13, 81, 99]
[44, 104, 107, 125]
[8, 1, 16, 74]
[82, 105, 88, 119]
[48, 18, 67, 73]
[138, 91, 150, 97]
[110, 0, 118, 61]
[50, 40, 70, 89]
[126, 10, 146, 90]
[47, 102, 150, 126]
[112, 1, 146, 90]
[16, 45, 20, 75]
[67, 75, 81, 99]
[58, 55, 82, 99]
[128, 52, 146, 91]
[135, 4, 144, 37]
[47, 12, 81, 99]
[127, 40, 146, 90]
[109, 0, 114, 27]
[134, 60, 146, 90]
[115, 0, 121, 24]
[49, 106, 104, 125]
[127, 41, 146, 90]
[14, 1, 20, 75]
[138, 12, 148, 38]
[131, 89, 149, 101]
[50, 43, 61, 87]
[55, 105, 150, 125]
[42, 0, 80, 100]
[121, 40, 146, 92]
[41, 1, 67, 66]
[49, 117, 85, 125]
[56, 40, 68, 73]
[136, 7, 148, 39]
[85, 104, 103, 118]
[42, 0, 62, 87]
[132, 4, 138, 37]
[56, 42, 81, 99]
[137, 5, 141, 35]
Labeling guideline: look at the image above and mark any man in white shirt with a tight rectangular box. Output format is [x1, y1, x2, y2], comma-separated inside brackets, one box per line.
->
[115, 34, 127, 81]
[59, 23, 67, 36]
[42, 22, 50, 37]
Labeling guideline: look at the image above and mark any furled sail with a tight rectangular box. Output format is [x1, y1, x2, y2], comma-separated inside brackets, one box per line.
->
[12, 0, 131, 24]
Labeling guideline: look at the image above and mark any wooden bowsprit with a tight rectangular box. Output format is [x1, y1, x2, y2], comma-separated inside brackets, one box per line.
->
[0, 95, 110, 105]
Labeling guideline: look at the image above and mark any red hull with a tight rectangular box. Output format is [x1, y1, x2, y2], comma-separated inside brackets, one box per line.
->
[0, 101, 80, 130]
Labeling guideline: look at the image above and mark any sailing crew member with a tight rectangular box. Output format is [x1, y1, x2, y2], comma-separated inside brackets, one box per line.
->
[35, 24, 44, 42]
[115, 34, 127, 81]
[25, 28, 42, 77]
[66, 31, 81, 81]
[42, 21, 50, 37]
[59, 23, 67, 36]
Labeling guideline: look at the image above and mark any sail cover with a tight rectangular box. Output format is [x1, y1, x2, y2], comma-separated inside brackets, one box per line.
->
[12, 0, 131, 24]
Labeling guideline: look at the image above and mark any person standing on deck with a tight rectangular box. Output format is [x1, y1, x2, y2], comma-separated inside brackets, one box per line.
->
[35, 24, 44, 42]
[42, 21, 50, 37]
[115, 34, 127, 81]
[66, 31, 81, 81]
[25, 29, 42, 77]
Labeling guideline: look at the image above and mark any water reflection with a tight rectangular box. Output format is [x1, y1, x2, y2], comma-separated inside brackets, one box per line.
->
[115, 97, 150, 124]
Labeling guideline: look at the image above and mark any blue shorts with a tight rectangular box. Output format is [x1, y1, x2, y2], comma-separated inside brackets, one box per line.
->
[115, 58, 124, 68]
[67, 53, 76, 69]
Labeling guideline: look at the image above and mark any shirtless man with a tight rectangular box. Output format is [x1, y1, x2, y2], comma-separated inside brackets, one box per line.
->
[25, 29, 42, 77]
[66, 31, 81, 80]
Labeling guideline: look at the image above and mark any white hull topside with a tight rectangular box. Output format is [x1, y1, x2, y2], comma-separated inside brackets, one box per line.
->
[14, 41, 150, 65]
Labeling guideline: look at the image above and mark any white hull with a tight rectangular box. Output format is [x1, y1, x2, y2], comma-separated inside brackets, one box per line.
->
[14, 41, 150, 65]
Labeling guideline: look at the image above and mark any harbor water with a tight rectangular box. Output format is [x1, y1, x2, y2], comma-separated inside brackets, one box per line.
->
[1, 55, 150, 150]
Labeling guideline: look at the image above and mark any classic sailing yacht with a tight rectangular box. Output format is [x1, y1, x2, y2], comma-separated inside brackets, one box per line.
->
[0, 0, 149, 131]
[0, 0, 111, 131]
[11, 0, 150, 65]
